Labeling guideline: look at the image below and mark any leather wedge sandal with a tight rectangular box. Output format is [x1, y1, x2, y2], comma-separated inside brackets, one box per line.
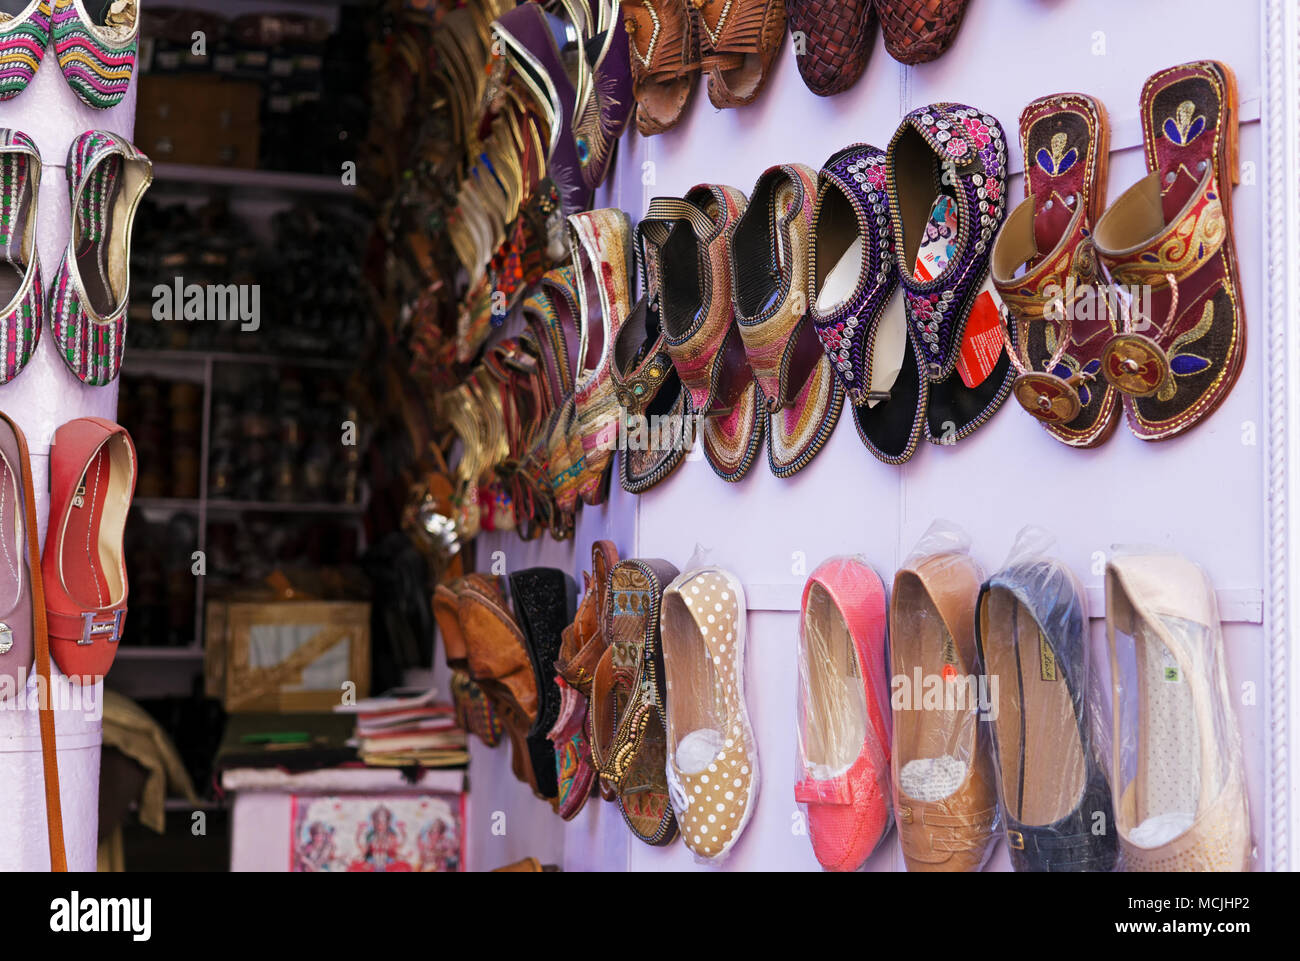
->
[993, 93, 1118, 448]
[589, 558, 679, 845]
[1106, 552, 1252, 871]
[977, 556, 1118, 871]
[570, 207, 635, 506]
[510, 567, 578, 805]
[661, 566, 758, 861]
[732, 163, 844, 477]
[1093, 61, 1245, 441]
[621, 0, 701, 136]
[889, 539, 998, 871]
[655, 186, 766, 481]
[696, 0, 786, 109]
[886, 104, 1015, 447]
[810, 143, 925, 465]
[44, 417, 136, 679]
[796, 555, 892, 871]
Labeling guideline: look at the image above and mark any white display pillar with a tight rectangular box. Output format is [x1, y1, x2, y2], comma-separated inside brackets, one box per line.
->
[0, 44, 139, 871]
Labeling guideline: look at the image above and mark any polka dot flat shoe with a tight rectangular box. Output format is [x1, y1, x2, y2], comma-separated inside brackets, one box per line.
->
[52, 0, 139, 110]
[0, 2, 53, 103]
[661, 566, 758, 862]
[0, 129, 43, 385]
[48, 129, 152, 387]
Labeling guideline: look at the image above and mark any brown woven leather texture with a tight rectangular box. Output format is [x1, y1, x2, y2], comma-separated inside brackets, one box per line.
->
[876, 0, 969, 65]
[787, 0, 876, 97]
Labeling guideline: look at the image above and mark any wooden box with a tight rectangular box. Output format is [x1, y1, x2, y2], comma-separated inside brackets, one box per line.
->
[206, 600, 371, 712]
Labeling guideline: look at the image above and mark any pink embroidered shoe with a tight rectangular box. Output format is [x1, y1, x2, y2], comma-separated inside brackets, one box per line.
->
[48, 129, 152, 386]
[796, 555, 892, 871]
[0, 2, 52, 102]
[0, 129, 42, 385]
[53, 0, 139, 111]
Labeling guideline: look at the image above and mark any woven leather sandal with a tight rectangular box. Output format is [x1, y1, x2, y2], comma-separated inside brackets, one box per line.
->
[622, 0, 701, 135]
[875, 0, 968, 65]
[992, 93, 1119, 448]
[787, 0, 876, 97]
[696, 0, 787, 109]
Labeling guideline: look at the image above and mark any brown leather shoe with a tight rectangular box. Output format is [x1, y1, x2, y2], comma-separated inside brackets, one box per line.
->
[697, 0, 787, 109]
[622, 0, 701, 135]
[889, 541, 998, 871]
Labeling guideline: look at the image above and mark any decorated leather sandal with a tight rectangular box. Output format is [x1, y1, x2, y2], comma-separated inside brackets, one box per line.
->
[566, 0, 633, 191]
[810, 143, 925, 465]
[796, 556, 892, 872]
[886, 104, 1014, 447]
[589, 558, 680, 845]
[889, 525, 998, 871]
[570, 207, 634, 506]
[696, 0, 786, 109]
[655, 186, 765, 481]
[661, 565, 758, 862]
[509, 567, 578, 806]
[614, 216, 689, 494]
[550, 540, 619, 818]
[1093, 61, 1245, 441]
[1105, 552, 1252, 871]
[621, 0, 700, 136]
[53, 0, 138, 110]
[0, 130, 42, 385]
[875, 0, 968, 65]
[992, 93, 1119, 448]
[44, 417, 136, 680]
[732, 163, 844, 476]
[0, 2, 52, 102]
[434, 574, 506, 748]
[48, 130, 152, 387]
[786, 0, 876, 97]
[976, 542, 1118, 872]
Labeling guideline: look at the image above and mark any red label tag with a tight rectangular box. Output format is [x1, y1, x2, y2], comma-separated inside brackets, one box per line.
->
[955, 288, 1005, 388]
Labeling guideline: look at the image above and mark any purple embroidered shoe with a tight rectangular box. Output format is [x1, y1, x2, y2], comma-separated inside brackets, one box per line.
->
[809, 143, 927, 465]
[48, 129, 152, 387]
[0, 129, 42, 385]
[886, 103, 1016, 446]
[569, 0, 633, 192]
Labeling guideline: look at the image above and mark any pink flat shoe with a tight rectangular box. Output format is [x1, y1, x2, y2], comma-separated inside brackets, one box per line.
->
[796, 555, 892, 870]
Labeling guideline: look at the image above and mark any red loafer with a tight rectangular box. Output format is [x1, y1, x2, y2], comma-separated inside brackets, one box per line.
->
[43, 417, 136, 680]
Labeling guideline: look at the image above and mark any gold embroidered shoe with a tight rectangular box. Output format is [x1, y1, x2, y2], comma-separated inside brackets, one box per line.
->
[656, 186, 766, 481]
[992, 93, 1120, 448]
[1093, 61, 1245, 441]
[661, 566, 758, 862]
[732, 163, 844, 476]
[569, 208, 634, 506]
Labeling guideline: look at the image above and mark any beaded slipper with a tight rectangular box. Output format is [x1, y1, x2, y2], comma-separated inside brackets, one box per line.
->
[0, 2, 52, 103]
[1105, 552, 1251, 871]
[621, 0, 700, 135]
[656, 186, 766, 482]
[732, 163, 843, 476]
[992, 93, 1119, 448]
[53, 0, 138, 110]
[977, 552, 1118, 871]
[662, 566, 758, 862]
[1093, 61, 1244, 441]
[810, 143, 926, 465]
[786, 0, 876, 97]
[0, 130, 42, 385]
[569, 207, 634, 506]
[886, 104, 1015, 446]
[797, 556, 892, 871]
[876, 0, 968, 65]
[697, 0, 786, 109]
[48, 129, 151, 387]
[589, 558, 680, 845]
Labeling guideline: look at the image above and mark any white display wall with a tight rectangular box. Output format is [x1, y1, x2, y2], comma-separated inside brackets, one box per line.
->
[465, 0, 1295, 872]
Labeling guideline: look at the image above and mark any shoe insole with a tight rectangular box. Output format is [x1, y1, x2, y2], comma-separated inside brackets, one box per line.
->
[800, 582, 867, 778]
[0, 453, 20, 614]
[62, 448, 115, 611]
[980, 590, 1086, 826]
[75, 154, 123, 318]
[660, 580, 724, 767]
[1135, 619, 1200, 825]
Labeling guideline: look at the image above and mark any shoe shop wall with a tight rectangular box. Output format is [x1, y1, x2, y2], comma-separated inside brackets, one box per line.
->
[0, 13, 140, 871]
[468, 0, 1271, 872]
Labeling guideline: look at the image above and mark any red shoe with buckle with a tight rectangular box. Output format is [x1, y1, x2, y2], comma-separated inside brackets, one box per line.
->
[43, 417, 136, 679]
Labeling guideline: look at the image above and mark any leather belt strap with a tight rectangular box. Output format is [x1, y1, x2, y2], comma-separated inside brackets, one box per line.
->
[12, 416, 66, 871]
